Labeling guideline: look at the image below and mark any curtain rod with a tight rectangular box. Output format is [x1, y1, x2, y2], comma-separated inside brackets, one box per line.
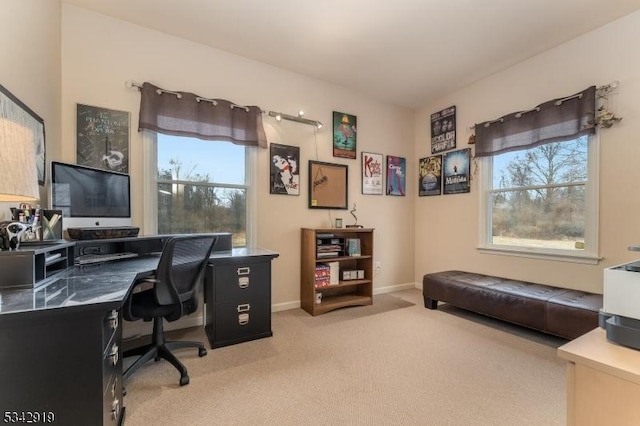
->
[466, 81, 619, 132]
[125, 80, 250, 111]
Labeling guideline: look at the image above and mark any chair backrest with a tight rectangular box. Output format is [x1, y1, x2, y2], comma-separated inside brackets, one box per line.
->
[153, 235, 218, 318]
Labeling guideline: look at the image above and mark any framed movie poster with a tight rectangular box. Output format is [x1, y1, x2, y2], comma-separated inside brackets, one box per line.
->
[431, 105, 456, 154]
[309, 160, 348, 209]
[419, 155, 442, 196]
[270, 143, 300, 195]
[386, 155, 406, 196]
[361, 152, 383, 195]
[0, 84, 46, 185]
[333, 111, 357, 159]
[76, 104, 130, 173]
[443, 148, 471, 194]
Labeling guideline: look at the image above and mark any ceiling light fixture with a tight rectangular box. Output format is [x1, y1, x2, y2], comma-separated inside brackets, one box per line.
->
[268, 110, 323, 129]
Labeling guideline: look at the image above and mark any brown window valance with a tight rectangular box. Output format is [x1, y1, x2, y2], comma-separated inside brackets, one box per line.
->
[474, 86, 596, 157]
[138, 82, 267, 148]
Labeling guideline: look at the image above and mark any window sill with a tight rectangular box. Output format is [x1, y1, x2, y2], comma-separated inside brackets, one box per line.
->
[477, 245, 602, 265]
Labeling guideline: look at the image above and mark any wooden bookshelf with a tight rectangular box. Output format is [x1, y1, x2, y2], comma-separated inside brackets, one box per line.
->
[300, 228, 374, 316]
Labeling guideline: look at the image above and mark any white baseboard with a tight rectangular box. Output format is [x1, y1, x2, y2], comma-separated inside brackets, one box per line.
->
[273, 300, 300, 312]
[373, 282, 418, 295]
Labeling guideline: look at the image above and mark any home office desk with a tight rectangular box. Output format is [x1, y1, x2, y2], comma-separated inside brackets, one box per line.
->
[0, 237, 278, 426]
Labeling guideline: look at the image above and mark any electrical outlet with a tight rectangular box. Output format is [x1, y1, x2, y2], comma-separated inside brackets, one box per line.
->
[374, 261, 382, 273]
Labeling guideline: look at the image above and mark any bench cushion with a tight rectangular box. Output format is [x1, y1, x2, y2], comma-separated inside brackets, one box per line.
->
[423, 270, 602, 339]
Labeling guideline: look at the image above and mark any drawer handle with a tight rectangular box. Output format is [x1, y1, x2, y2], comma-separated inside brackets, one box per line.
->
[111, 399, 120, 421]
[238, 312, 250, 326]
[237, 267, 251, 276]
[238, 277, 249, 289]
[107, 310, 119, 330]
[237, 303, 250, 313]
[109, 344, 119, 366]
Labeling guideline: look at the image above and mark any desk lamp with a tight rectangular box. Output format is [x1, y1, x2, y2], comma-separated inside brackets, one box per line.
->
[0, 120, 40, 249]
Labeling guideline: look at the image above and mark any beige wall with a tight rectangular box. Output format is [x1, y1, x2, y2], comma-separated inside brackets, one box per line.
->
[0, 0, 61, 218]
[414, 10, 640, 294]
[6, 2, 637, 306]
[60, 5, 416, 308]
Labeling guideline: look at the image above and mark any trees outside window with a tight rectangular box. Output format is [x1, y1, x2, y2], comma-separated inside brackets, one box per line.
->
[156, 134, 248, 246]
[481, 135, 598, 259]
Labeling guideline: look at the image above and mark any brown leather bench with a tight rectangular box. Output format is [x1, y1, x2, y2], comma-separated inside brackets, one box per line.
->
[423, 270, 602, 340]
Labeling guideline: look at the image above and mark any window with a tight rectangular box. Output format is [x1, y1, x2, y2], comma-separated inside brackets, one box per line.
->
[479, 135, 599, 263]
[152, 133, 253, 247]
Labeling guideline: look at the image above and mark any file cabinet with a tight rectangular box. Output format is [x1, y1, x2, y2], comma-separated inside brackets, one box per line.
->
[204, 250, 278, 348]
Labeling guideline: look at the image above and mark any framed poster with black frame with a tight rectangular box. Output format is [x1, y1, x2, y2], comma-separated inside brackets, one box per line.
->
[443, 148, 471, 194]
[361, 151, 383, 195]
[419, 155, 442, 196]
[76, 103, 130, 173]
[386, 155, 406, 196]
[431, 105, 456, 154]
[308, 160, 348, 209]
[332, 111, 357, 159]
[270, 143, 300, 195]
[0, 84, 46, 185]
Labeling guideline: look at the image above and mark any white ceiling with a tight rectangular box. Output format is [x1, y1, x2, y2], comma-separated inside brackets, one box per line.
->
[64, 0, 640, 109]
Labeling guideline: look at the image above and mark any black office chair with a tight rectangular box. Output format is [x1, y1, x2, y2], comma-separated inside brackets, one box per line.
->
[122, 234, 217, 386]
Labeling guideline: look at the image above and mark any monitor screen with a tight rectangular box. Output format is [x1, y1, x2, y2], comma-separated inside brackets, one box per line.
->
[51, 161, 132, 229]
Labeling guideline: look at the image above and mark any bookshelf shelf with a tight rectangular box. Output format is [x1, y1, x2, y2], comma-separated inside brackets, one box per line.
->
[301, 228, 374, 316]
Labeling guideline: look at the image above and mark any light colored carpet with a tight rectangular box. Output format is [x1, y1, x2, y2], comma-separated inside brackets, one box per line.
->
[122, 289, 567, 425]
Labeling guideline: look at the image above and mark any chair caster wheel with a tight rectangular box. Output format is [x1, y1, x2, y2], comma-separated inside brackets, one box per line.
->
[180, 375, 190, 386]
[199, 347, 207, 357]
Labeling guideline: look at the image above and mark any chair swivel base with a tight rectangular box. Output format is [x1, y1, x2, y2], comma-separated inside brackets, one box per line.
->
[123, 318, 207, 386]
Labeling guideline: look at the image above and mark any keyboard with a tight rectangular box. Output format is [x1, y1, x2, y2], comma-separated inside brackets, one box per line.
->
[75, 252, 139, 265]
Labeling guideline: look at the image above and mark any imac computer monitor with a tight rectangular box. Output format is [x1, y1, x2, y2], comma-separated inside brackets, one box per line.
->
[51, 161, 132, 230]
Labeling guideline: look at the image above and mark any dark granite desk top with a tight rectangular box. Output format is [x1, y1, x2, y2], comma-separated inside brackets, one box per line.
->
[0, 247, 278, 316]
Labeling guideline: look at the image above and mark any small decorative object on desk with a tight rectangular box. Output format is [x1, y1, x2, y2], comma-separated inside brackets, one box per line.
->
[335, 218, 343, 228]
[346, 203, 363, 228]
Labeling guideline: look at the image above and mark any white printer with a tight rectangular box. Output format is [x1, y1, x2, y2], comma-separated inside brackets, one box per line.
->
[600, 246, 640, 349]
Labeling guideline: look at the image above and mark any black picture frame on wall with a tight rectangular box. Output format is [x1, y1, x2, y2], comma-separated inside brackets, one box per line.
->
[0, 84, 46, 185]
[308, 160, 348, 209]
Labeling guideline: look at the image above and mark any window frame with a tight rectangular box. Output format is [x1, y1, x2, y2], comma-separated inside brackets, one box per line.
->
[142, 130, 256, 246]
[477, 134, 601, 264]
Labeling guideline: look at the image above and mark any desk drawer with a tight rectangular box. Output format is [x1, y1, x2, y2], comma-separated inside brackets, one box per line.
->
[214, 262, 270, 302]
[209, 299, 271, 348]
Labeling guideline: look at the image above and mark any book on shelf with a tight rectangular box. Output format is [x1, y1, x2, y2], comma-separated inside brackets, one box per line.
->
[328, 261, 339, 285]
[317, 244, 342, 251]
[316, 233, 334, 239]
[317, 252, 340, 258]
[314, 263, 331, 288]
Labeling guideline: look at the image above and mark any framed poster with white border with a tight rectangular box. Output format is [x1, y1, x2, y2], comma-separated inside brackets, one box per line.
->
[361, 152, 383, 195]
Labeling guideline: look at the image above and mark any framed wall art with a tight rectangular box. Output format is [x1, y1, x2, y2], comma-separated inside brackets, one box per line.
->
[76, 104, 130, 173]
[419, 155, 442, 196]
[386, 155, 406, 196]
[0, 84, 46, 185]
[309, 160, 348, 209]
[333, 111, 357, 159]
[431, 105, 456, 154]
[270, 143, 300, 195]
[443, 148, 471, 194]
[361, 151, 383, 195]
